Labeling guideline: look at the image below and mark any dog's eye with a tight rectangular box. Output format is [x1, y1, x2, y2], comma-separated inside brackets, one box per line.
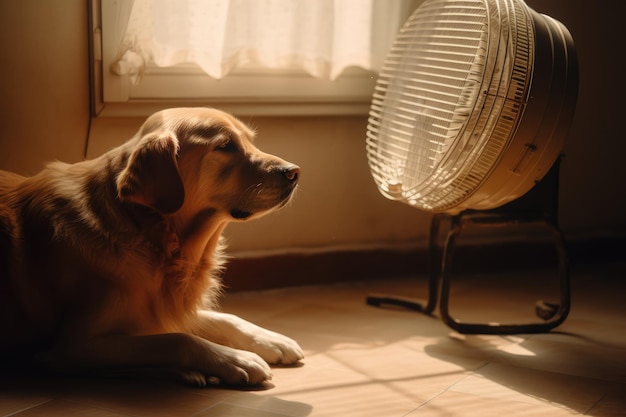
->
[215, 138, 237, 153]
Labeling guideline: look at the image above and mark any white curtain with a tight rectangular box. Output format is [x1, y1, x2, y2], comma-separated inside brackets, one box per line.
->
[111, 0, 407, 84]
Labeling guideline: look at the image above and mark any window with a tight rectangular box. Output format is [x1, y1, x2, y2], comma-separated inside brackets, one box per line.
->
[91, 0, 417, 116]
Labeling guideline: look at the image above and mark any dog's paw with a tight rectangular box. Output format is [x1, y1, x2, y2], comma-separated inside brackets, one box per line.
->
[248, 328, 304, 366]
[191, 343, 273, 387]
[195, 311, 304, 367]
[220, 348, 274, 385]
[178, 370, 211, 387]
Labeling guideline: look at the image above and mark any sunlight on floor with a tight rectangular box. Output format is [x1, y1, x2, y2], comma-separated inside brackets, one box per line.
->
[1, 262, 625, 416]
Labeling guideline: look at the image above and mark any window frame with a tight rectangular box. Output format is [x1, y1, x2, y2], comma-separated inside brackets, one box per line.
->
[91, 0, 417, 117]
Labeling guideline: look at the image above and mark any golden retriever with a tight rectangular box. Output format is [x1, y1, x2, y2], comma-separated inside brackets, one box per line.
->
[0, 107, 303, 387]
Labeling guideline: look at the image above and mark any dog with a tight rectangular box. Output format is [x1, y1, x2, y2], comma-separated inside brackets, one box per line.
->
[0, 107, 303, 387]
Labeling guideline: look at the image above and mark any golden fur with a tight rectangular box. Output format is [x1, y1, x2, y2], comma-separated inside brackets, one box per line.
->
[0, 107, 303, 386]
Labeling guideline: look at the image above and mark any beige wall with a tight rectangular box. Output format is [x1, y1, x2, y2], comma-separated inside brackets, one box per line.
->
[0, 0, 90, 175]
[1, 0, 625, 256]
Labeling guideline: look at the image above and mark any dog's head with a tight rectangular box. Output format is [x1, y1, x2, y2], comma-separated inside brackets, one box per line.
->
[116, 108, 300, 223]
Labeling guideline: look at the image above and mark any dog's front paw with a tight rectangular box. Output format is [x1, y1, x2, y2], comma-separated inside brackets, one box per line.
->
[178, 370, 213, 387]
[207, 346, 272, 385]
[221, 347, 274, 385]
[248, 328, 304, 366]
[195, 311, 304, 367]
[187, 343, 273, 387]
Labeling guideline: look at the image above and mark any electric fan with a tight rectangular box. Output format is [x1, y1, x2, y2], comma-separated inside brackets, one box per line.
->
[366, 0, 578, 333]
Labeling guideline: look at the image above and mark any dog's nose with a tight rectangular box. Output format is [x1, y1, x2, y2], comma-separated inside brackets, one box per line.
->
[283, 165, 300, 182]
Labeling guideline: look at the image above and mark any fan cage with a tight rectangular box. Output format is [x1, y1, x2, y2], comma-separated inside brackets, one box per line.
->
[366, 0, 573, 213]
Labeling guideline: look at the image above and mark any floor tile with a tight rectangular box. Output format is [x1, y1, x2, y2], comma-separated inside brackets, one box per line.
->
[194, 401, 309, 417]
[1, 262, 625, 417]
[404, 390, 580, 417]
[586, 387, 626, 417]
[60, 378, 228, 417]
[0, 393, 50, 417]
[449, 362, 612, 412]
[10, 399, 131, 417]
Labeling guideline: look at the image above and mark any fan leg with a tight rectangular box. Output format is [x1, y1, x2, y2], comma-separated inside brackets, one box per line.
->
[439, 214, 571, 334]
[365, 214, 447, 315]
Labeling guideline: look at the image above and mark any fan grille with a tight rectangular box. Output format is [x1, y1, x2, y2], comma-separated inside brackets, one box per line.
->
[367, 0, 533, 212]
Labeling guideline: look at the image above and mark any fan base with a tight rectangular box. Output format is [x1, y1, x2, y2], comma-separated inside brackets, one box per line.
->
[366, 161, 570, 334]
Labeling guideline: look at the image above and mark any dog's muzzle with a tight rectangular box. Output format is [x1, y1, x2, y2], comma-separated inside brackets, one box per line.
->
[230, 164, 300, 220]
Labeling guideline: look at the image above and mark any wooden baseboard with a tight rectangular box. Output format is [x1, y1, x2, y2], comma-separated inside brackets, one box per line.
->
[221, 235, 626, 292]
[222, 247, 426, 292]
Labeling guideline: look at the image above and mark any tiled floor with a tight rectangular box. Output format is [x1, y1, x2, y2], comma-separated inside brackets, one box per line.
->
[1, 261, 625, 416]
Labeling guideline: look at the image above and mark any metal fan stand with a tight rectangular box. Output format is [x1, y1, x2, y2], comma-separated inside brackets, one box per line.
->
[366, 160, 570, 334]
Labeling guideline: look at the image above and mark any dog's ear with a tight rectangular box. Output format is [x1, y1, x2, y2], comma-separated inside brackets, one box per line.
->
[116, 134, 185, 214]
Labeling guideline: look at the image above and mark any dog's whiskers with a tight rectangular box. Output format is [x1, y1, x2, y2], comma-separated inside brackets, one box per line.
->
[233, 182, 265, 209]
